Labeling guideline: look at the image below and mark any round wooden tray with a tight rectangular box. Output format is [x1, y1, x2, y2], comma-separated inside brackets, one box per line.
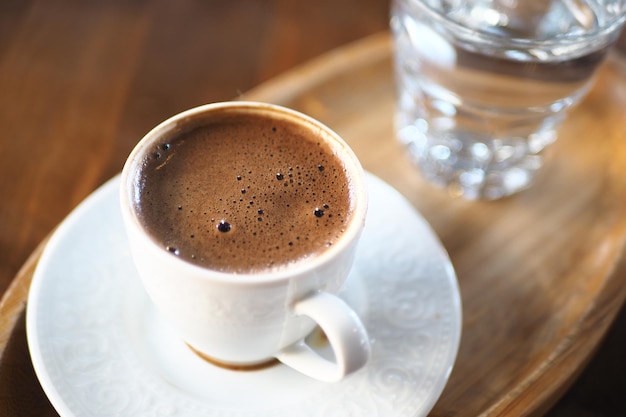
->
[2, 32, 626, 416]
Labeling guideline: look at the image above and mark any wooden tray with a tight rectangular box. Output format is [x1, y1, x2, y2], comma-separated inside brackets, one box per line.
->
[2, 32, 626, 416]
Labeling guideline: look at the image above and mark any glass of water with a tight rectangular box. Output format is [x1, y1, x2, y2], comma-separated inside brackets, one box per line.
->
[391, 0, 626, 199]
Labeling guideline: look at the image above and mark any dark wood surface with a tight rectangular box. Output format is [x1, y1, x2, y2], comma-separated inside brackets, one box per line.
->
[1, 1, 625, 416]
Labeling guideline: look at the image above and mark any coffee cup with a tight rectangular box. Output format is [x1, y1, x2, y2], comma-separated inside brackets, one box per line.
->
[119, 101, 370, 382]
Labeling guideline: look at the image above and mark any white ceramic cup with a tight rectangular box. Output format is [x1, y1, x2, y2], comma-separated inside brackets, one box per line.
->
[119, 101, 370, 382]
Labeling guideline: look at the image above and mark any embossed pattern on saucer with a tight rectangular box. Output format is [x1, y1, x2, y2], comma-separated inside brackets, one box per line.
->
[26, 173, 462, 417]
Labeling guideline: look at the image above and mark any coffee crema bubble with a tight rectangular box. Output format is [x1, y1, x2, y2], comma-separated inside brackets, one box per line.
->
[132, 113, 354, 274]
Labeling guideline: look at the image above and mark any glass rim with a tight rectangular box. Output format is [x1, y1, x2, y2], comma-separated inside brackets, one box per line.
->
[403, 0, 626, 49]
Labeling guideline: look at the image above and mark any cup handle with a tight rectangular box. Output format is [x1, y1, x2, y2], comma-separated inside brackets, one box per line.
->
[275, 291, 370, 382]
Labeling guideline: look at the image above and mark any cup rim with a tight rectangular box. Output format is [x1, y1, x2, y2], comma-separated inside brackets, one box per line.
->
[119, 101, 367, 284]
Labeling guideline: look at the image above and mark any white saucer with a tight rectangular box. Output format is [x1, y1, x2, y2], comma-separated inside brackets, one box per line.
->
[26, 172, 462, 417]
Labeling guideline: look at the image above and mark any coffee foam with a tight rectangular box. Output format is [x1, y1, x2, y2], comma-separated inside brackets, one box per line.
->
[132, 111, 354, 273]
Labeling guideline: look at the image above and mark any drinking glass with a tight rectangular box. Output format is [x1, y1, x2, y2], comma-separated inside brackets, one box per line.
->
[391, 0, 626, 199]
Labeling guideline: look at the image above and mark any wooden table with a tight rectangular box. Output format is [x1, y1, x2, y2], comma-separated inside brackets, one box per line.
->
[1, 1, 625, 416]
